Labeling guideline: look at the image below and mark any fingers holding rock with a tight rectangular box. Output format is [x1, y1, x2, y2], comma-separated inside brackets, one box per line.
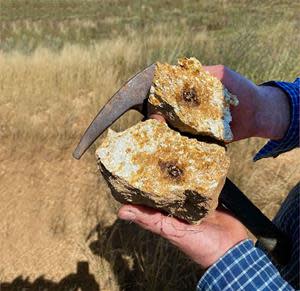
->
[118, 204, 192, 243]
[148, 113, 166, 122]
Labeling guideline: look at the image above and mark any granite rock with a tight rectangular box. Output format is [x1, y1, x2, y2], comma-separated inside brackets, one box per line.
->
[148, 57, 238, 142]
[96, 119, 230, 224]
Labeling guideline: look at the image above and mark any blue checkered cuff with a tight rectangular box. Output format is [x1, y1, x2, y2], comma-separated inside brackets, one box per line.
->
[254, 78, 299, 161]
[197, 239, 294, 290]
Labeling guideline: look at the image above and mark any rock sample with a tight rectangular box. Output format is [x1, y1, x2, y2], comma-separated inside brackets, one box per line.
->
[96, 119, 230, 224]
[149, 57, 239, 142]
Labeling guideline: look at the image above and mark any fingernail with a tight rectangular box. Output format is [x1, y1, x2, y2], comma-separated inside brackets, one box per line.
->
[119, 210, 136, 221]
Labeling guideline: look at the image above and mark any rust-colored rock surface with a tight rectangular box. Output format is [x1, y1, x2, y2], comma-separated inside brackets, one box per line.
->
[96, 119, 229, 224]
[149, 57, 238, 142]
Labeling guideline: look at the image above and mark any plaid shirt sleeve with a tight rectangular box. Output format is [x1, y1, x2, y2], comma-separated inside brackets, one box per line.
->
[254, 78, 299, 161]
[196, 240, 296, 291]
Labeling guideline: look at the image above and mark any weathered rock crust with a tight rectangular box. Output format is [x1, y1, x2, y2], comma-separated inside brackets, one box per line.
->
[99, 161, 227, 224]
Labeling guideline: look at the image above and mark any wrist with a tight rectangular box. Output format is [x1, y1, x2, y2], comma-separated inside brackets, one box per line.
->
[205, 236, 249, 269]
[253, 85, 290, 140]
[194, 212, 249, 269]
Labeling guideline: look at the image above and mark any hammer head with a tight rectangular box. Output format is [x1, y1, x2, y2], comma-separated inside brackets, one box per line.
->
[73, 64, 155, 159]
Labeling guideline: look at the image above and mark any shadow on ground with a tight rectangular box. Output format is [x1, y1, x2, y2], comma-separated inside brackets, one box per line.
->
[0, 261, 100, 291]
[87, 219, 201, 291]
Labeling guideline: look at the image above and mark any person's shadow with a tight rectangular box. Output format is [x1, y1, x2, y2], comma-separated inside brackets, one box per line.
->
[87, 219, 201, 291]
[0, 261, 100, 291]
[0, 222, 200, 291]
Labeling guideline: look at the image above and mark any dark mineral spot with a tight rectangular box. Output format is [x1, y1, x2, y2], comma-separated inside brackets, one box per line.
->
[159, 161, 183, 179]
[181, 87, 199, 106]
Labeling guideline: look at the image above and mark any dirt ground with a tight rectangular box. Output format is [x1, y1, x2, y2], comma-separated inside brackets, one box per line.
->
[0, 143, 116, 290]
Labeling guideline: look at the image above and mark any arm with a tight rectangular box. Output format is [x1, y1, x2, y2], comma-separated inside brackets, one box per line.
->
[118, 205, 296, 290]
[197, 240, 295, 290]
[253, 78, 299, 160]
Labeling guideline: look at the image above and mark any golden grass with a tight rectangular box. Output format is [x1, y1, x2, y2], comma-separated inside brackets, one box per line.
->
[0, 28, 214, 290]
[0, 2, 300, 290]
[1, 19, 299, 147]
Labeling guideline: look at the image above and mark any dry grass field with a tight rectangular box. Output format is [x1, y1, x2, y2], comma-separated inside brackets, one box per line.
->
[0, 0, 299, 290]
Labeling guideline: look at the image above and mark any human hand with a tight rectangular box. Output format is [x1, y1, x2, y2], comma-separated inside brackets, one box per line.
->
[203, 65, 290, 141]
[118, 204, 248, 269]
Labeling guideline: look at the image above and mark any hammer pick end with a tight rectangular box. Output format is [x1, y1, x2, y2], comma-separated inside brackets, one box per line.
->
[73, 64, 155, 159]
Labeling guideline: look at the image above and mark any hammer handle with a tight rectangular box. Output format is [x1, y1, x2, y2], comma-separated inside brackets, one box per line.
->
[219, 178, 291, 265]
